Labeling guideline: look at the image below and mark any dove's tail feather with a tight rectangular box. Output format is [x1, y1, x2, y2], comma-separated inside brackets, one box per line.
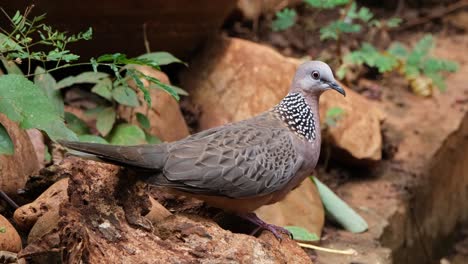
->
[58, 140, 168, 170]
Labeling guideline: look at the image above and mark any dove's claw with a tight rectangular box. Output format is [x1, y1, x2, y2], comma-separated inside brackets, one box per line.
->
[238, 212, 291, 241]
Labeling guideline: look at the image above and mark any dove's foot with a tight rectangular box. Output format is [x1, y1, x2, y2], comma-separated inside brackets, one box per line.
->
[238, 212, 292, 241]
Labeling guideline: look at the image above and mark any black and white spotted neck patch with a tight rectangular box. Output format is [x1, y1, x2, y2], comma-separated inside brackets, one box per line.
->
[273, 92, 316, 141]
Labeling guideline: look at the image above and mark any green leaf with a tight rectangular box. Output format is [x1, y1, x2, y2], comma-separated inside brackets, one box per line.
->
[386, 17, 402, 28]
[44, 145, 51, 163]
[284, 226, 319, 242]
[0, 123, 14, 155]
[34, 66, 64, 117]
[320, 21, 361, 40]
[344, 43, 398, 73]
[96, 107, 116, 136]
[112, 85, 140, 107]
[311, 177, 368, 233]
[145, 132, 161, 144]
[406, 34, 434, 70]
[109, 123, 146, 145]
[0, 75, 77, 141]
[136, 113, 150, 130]
[78, 134, 108, 144]
[64, 112, 89, 135]
[387, 42, 408, 58]
[169, 85, 189, 96]
[304, 0, 349, 9]
[56, 71, 109, 89]
[0, 226, 6, 233]
[138, 52, 186, 66]
[144, 76, 180, 101]
[91, 78, 113, 100]
[272, 8, 297, 31]
[0, 33, 24, 52]
[428, 72, 446, 91]
[325, 107, 345, 127]
[127, 69, 151, 105]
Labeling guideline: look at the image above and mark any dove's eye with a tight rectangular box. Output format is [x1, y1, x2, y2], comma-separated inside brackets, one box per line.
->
[311, 71, 320, 80]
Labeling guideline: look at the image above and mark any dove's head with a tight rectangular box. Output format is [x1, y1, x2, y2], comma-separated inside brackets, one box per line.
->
[291, 61, 345, 96]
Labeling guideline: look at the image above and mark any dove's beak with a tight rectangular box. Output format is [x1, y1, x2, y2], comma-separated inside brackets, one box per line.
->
[329, 81, 346, 97]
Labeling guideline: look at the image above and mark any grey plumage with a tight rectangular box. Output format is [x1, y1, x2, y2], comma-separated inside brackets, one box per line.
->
[60, 61, 345, 211]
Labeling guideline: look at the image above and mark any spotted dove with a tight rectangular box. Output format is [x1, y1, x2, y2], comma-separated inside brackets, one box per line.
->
[59, 61, 345, 239]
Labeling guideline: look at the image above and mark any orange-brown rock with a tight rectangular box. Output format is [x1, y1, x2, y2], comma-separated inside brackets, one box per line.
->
[119, 66, 190, 142]
[181, 37, 383, 163]
[14, 178, 68, 230]
[0, 214, 22, 253]
[238, 0, 302, 20]
[0, 114, 39, 195]
[255, 179, 324, 238]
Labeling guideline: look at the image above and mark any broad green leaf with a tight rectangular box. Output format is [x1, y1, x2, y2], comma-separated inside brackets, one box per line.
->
[84, 106, 107, 117]
[34, 66, 64, 117]
[96, 107, 116, 136]
[57, 71, 109, 89]
[78, 134, 108, 144]
[112, 85, 140, 107]
[284, 226, 319, 242]
[136, 113, 150, 130]
[1, 58, 24, 75]
[272, 8, 297, 31]
[91, 78, 113, 100]
[97, 53, 161, 70]
[0, 75, 77, 141]
[0, 123, 14, 155]
[109, 123, 146, 145]
[311, 177, 368, 233]
[138, 52, 186, 66]
[428, 73, 446, 91]
[64, 112, 89, 135]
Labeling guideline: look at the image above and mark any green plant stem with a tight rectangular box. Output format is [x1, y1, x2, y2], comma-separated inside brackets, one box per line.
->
[24, 62, 111, 77]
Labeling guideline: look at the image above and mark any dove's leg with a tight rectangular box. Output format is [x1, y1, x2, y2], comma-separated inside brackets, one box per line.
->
[238, 212, 292, 240]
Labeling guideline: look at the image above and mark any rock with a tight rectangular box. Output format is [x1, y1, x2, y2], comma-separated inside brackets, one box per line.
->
[20, 158, 312, 263]
[119, 66, 190, 142]
[319, 82, 384, 163]
[180, 36, 383, 164]
[0, 214, 22, 253]
[27, 209, 60, 244]
[237, 0, 302, 20]
[143, 196, 172, 225]
[255, 179, 324, 238]
[26, 129, 47, 168]
[14, 178, 68, 230]
[2, 0, 237, 60]
[0, 114, 39, 195]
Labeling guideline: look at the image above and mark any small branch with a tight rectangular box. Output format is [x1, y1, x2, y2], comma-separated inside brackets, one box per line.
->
[392, 0, 468, 32]
[0, 190, 19, 209]
[297, 242, 357, 255]
[142, 23, 151, 54]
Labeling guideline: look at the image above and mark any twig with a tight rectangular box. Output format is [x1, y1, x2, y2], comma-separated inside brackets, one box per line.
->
[143, 23, 151, 54]
[392, 0, 468, 32]
[297, 242, 358, 255]
[0, 190, 19, 209]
